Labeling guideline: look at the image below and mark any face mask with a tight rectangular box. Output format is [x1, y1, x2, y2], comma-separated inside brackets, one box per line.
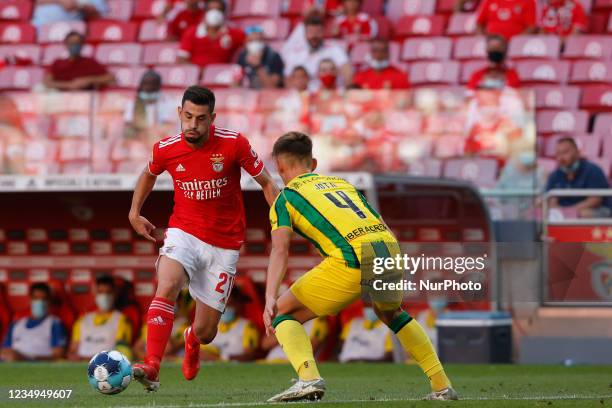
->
[519, 151, 535, 167]
[67, 43, 82, 58]
[221, 307, 236, 323]
[319, 73, 336, 89]
[487, 50, 505, 64]
[363, 307, 378, 322]
[246, 40, 265, 55]
[480, 78, 505, 89]
[560, 160, 580, 174]
[31, 300, 48, 319]
[369, 59, 389, 71]
[95, 294, 113, 312]
[205, 9, 224, 27]
[428, 298, 447, 311]
[139, 91, 159, 102]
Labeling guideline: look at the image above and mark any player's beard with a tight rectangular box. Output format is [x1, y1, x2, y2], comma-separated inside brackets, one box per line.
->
[182, 125, 208, 144]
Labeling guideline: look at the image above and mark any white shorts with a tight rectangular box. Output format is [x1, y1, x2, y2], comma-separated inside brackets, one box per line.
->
[159, 228, 239, 312]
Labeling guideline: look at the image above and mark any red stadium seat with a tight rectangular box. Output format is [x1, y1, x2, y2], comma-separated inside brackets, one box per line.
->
[580, 85, 612, 112]
[433, 135, 465, 158]
[545, 134, 601, 159]
[134, 0, 168, 19]
[563, 35, 612, 60]
[7, 280, 30, 315]
[138, 19, 168, 42]
[593, 113, 612, 137]
[407, 158, 443, 177]
[0, 22, 36, 43]
[409, 61, 460, 86]
[156, 65, 201, 88]
[362, 0, 384, 15]
[536, 110, 589, 134]
[215, 88, 259, 111]
[95, 43, 143, 65]
[201, 63, 243, 87]
[460, 60, 487, 83]
[570, 60, 612, 84]
[42, 44, 95, 66]
[107, 0, 135, 21]
[447, 13, 477, 36]
[515, 60, 570, 85]
[454, 35, 486, 60]
[214, 112, 264, 134]
[237, 18, 290, 40]
[0, 44, 41, 65]
[401, 37, 452, 61]
[443, 158, 499, 188]
[533, 85, 581, 110]
[142, 42, 179, 64]
[508, 35, 561, 60]
[608, 13, 612, 32]
[578, 0, 594, 12]
[232, 0, 281, 18]
[393, 15, 446, 38]
[602, 134, 612, 161]
[387, 0, 436, 22]
[437, 0, 458, 13]
[37, 21, 87, 44]
[595, 0, 612, 9]
[88, 21, 138, 42]
[538, 157, 557, 175]
[280, 0, 307, 16]
[0, 67, 44, 90]
[0, 1, 33, 21]
[349, 41, 401, 66]
[109, 66, 148, 88]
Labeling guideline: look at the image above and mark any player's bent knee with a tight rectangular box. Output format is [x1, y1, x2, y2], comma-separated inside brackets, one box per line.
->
[193, 324, 217, 344]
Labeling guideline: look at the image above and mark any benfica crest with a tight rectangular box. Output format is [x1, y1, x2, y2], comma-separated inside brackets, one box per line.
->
[590, 261, 612, 301]
[211, 153, 224, 173]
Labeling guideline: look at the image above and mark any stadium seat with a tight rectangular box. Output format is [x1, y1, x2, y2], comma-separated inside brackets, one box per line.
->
[593, 113, 612, 137]
[107, 0, 135, 21]
[362, 0, 384, 15]
[393, 15, 446, 38]
[232, 0, 281, 18]
[42, 44, 95, 66]
[142, 42, 179, 64]
[215, 88, 259, 111]
[570, 60, 612, 84]
[533, 85, 581, 110]
[0, 1, 33, 21]
[538, 157, 557, 176]
[88, 21, 138, 42]
[156, 65, 201, 88]
[608, 13, 612, 32]
[443, 158, 499, 188]
[437, 0, 458, 13]
[214, 112, 264, 134]
[280, 0, 307, 16]
[454, 35, 486, 60]
[544, 134, 601, 159]
[386, 0, 436, 22]
[433, 134, 465, 158]
[133, 0, 168, 19]
[447, 13, 477, 36]
[0, 22, 36, 43]
[596, 0, 612, 10]
[0, 44, 41, 65]
[460, 60, 487, 83]
[138, 19, 168, 41]
[580, 85, 612, 113]
[515, 60, 570, 85]
[409, 61, 460, 86]
[563, 35, 612, 60]
[536, 110, 589, 134]
[508, 35, 561, 60]
[349, 40, 401, 66]
[407, 158, 443, 177]
[0, 67, 44, 90]
[37, 21, 87, 44]
[601, 136, 612, 163]
[236, 18, 290, 40]
[401, 37, 452, 61]
[201, 63, 243, 87]
[108, 66, 148, 88]
[95, 43, 142, 65]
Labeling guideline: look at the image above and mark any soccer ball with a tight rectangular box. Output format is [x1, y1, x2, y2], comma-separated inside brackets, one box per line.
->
[87, 350, 132, 395]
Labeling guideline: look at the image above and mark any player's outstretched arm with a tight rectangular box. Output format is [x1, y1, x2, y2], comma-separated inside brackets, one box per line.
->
[254, 168, 280, 207]
[128, 167, 158, 243]
[263, 227, 292, 335]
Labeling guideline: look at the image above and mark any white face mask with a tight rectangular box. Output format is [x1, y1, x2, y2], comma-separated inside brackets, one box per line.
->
[246, 40, 265, 55]
[205, 9, 224, 27]
[139, 91, 159, 102]
[95, 294, 113, 312]
[369, 59, 389, 71]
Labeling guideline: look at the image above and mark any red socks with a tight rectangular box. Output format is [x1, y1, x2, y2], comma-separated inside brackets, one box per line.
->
[145, 297, 175, 369]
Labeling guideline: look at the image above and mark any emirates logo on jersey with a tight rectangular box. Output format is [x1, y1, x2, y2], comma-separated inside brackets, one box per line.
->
[211, 153, 225, 173]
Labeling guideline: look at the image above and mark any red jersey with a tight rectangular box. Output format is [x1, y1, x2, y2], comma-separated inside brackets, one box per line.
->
[48, 56, 108, 82]
[476, 0, 536, 39]
[353, 66, 410, 90]
[168, 8, 203, 39]
[540, 0, 587, 36]
[148, 126, 265, 250]
[468, 65, 520, 89]
[178, 23, 245, 67]
[334, 12, 377, 40]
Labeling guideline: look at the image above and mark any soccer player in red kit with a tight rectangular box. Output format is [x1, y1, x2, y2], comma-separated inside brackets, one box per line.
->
[128, 86, 279, 391]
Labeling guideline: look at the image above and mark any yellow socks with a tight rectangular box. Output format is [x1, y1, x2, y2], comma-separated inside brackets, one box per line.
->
[390, 311, 451, 392]
[273, 315, 321, 381]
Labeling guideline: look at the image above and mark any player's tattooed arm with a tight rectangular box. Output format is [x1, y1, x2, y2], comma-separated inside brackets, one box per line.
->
[263, 227, 292, 335]
[128, 167, 158, 242]
[253, 168, 280, 207]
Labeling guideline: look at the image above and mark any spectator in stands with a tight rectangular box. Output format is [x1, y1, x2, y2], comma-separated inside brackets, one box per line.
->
[200, 287, 259, 362]
[168, 0, 205, 41]
[475, 0, 537, 39]
[315, 58, 340, 91]
[497, 151, 546, 190]
[455, 0, 481, 12]
[32, 0, 108, 27]
[546, 137, 611, 218]
[338, 305, 393, 362]
[43, 31, 115, 91]
[237, 25, 285, 89]
[264, 317, 328, 362]
[539, 0, 587, 38]
[332, 0, 378, 43]
[468, 35, 520, 90]
[1, 283, 66, 361]
[0, 93, 29, 174]
[352, 38, 410, 90]
[287, 66, 311, 92]
[282, 14, 352, 88]
[178, 0, 245, 67]
[67, 275, 133, 361]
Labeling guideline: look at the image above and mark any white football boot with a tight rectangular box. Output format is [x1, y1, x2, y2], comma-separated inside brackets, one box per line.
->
[267, 378, 326, 402]
[422, 387, 459, 401]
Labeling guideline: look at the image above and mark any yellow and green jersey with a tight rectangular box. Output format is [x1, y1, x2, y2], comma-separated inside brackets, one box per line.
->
[270, 173, 397, 268]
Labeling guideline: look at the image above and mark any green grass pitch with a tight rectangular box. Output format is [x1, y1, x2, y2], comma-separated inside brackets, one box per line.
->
[0, 362, 610, 407]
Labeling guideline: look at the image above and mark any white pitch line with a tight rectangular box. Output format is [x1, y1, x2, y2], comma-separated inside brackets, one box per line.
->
[114, 394, 612, 408]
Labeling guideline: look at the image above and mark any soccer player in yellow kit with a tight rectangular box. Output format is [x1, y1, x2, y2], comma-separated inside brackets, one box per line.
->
[263, 132, 458, 402]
